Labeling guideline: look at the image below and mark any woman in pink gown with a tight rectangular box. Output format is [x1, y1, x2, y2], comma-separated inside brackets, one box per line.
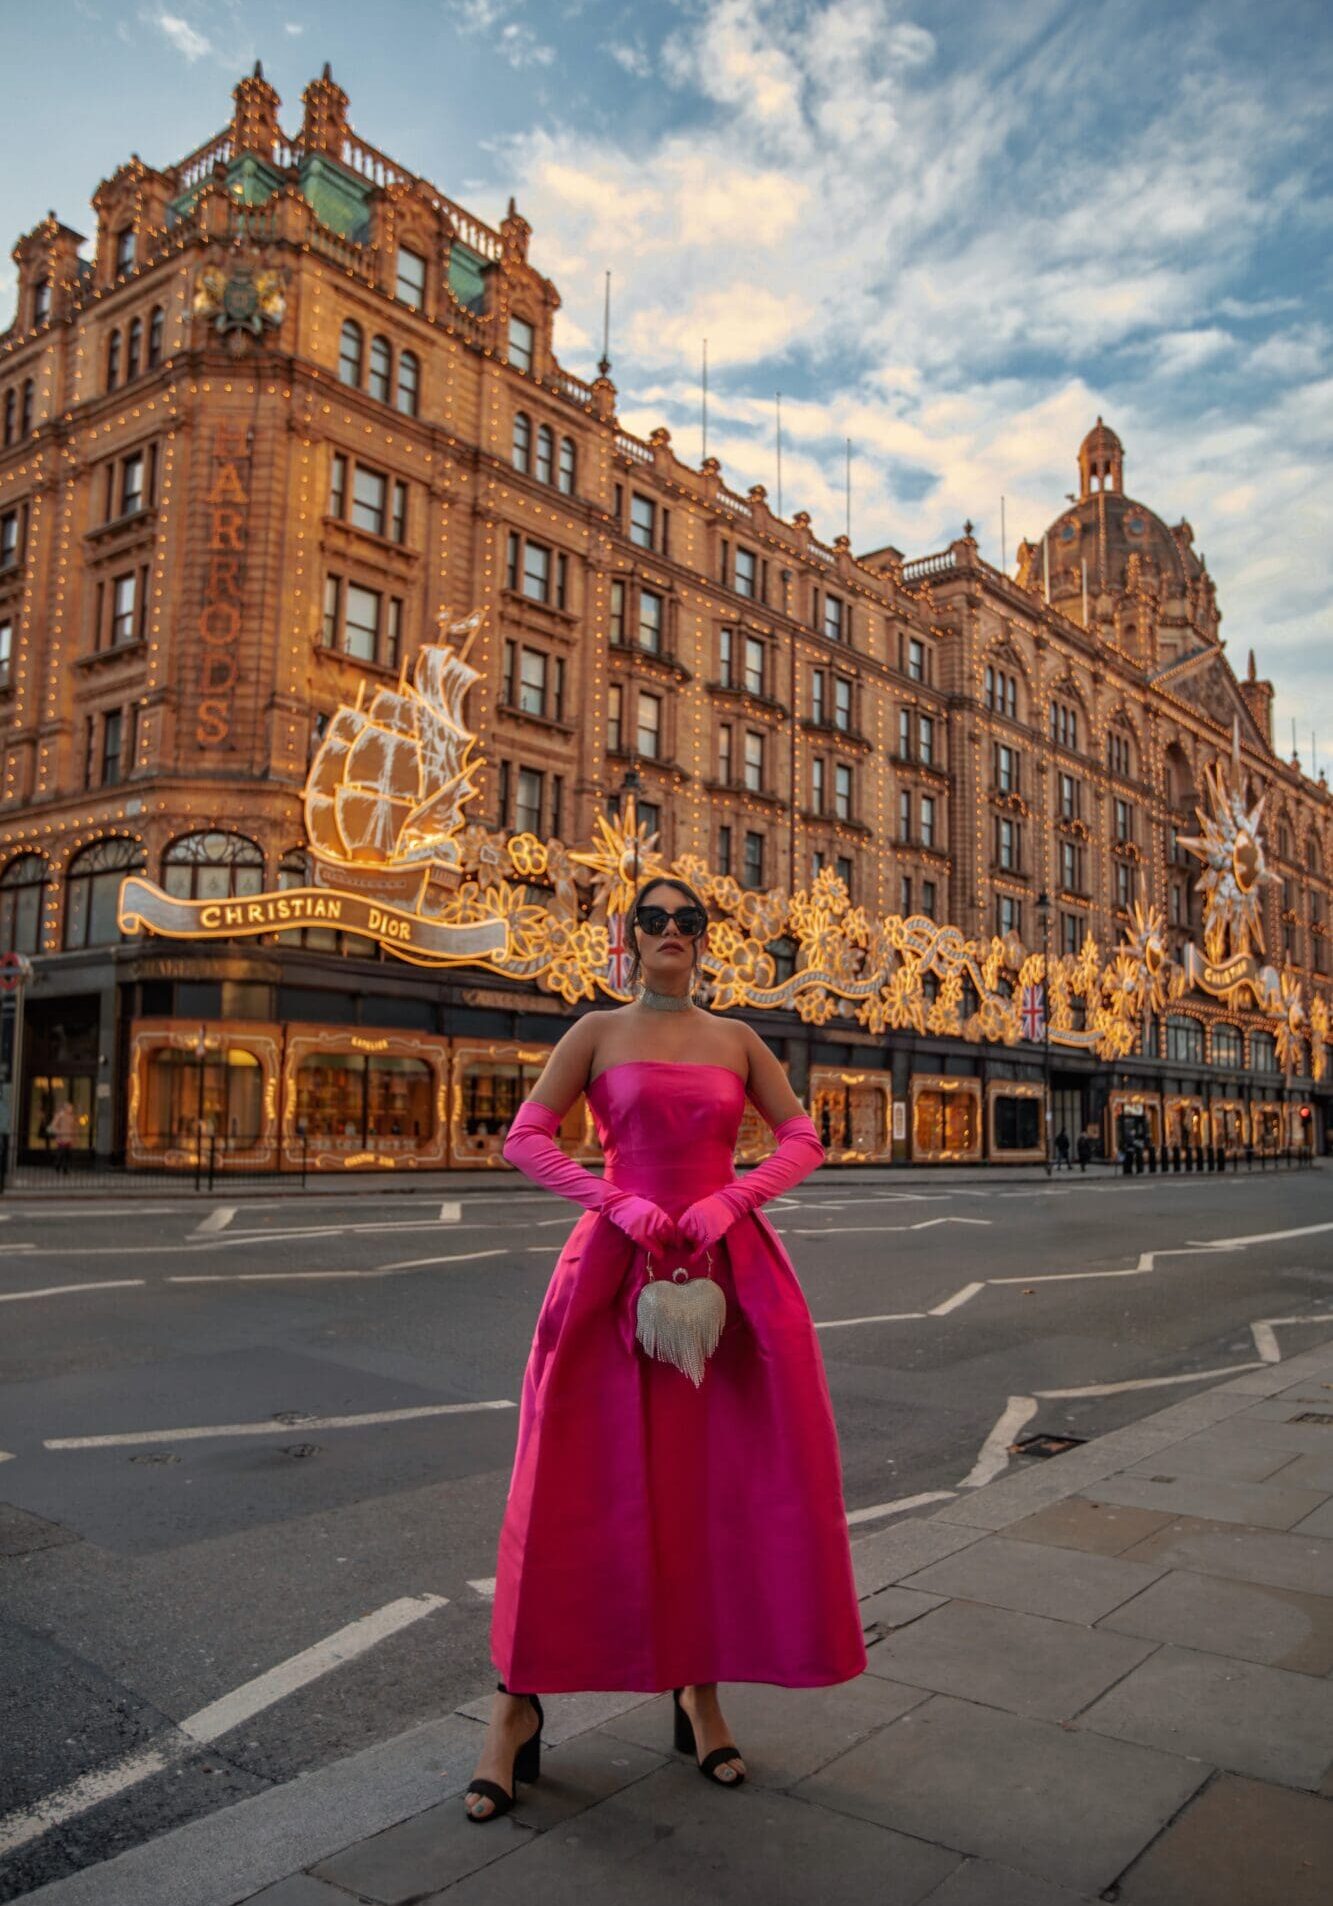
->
[463, 878, 865, 1821]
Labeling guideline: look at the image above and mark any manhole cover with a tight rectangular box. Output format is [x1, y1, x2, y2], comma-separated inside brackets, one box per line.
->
[1288, 1411, 1333, 1426]
[129, 1451, 181, 1465]
[283, 1443, 321, 1459]
[1009, 1433, 1087, 1459]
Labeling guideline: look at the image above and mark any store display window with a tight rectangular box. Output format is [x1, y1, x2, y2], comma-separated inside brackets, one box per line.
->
[141, 1047, 263, 1149]
[913, 1083, 979, 1158]
[296, 1053, 434, 1145]
[992, 1093, 1041, 1152]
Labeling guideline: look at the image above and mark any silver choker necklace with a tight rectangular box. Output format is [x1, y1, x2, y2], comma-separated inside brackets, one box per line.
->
[638, 985, 693, 1012]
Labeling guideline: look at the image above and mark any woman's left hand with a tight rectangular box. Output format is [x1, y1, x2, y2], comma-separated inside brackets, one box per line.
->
[675, 1193, 736, 1253]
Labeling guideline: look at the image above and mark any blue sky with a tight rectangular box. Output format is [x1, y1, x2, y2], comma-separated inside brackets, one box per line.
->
[6, 0, 1332, 768]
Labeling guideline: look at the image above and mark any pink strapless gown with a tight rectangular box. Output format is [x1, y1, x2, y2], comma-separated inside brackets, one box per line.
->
[490, 1060, 867, 1693]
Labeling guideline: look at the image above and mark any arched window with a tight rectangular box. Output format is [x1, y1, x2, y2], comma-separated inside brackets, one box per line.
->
[147, 305, 164, 369]
[2, 390, 14, 447]
[127, 316, 143, 381]
[106, 330, 122, 391]
[65, 838, 143, 948]
[21, 379, 34, 435]
[536, 423, 554, 485]
[368, 335, 392, 404]
[512, 411, 531, 473]
[162, 832, 264, 901]
[558, 436, 576, 494]
[1307, 835, 1321, 874]
[338, 319, 363, 388]
[0, 854, 46, 954]
[396, 349, 419, 417]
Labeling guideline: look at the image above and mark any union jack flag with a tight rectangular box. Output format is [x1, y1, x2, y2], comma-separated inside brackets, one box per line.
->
[1020, 983, 1047, 1041]
[607, 911, 633, 991]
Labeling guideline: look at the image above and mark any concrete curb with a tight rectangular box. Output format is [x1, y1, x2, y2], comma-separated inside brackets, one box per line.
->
[18, 1332, 1333, 1906]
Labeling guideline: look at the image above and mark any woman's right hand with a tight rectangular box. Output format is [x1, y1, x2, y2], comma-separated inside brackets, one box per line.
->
[599, 1188, 681, 1252]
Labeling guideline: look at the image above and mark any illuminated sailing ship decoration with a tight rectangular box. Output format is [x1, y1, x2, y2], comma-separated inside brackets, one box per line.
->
[117, 611, 1327, 1071]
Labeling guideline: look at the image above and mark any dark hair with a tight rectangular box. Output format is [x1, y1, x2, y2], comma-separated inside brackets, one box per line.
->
[625, 874, 710, 994]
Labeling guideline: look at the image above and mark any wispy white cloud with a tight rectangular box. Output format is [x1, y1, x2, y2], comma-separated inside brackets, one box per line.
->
[608, 40, 651, 78]
[284, 19, 304, 34]
[448, 0, 555, 68]
[152, 9, 211, 60]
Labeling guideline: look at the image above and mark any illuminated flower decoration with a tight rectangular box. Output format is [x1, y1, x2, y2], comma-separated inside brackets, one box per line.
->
[794, 983, 838, 1025]
[476, 881, 547, 963]
[567, 796, 665, 916]
[884, 965, 926, 1034]
[507, 832, 548, 878]
[1104, 952, 1145, 1021]
[1274, 970, 1307, 1073]
[927, 973, 963, 1036]
[458, 822, 510, 884]
[1179, 727, 1276, 962]
[540, 917, 606, 1003]
[541, 838, 584, 918]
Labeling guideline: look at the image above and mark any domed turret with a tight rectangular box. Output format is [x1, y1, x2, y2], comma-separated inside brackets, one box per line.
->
[1016, 424, 1219, 664]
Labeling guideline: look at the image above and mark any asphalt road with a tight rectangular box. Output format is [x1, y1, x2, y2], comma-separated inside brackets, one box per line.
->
[0, 1166, 1330, 1898]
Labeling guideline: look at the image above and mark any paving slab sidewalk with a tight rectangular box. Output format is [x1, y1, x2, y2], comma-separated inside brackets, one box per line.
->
[18, 1340, 1333, 1906]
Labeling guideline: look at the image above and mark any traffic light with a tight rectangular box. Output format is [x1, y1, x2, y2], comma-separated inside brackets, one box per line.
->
[1298, 1104, 1312, 1126]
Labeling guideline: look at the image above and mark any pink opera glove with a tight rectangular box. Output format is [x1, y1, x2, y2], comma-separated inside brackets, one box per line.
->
[677, 1112, 825, 1251]
[502, 1100, 678, 1251]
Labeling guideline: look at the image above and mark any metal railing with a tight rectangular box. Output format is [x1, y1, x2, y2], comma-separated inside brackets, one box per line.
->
[0, 1133, 311, 1194]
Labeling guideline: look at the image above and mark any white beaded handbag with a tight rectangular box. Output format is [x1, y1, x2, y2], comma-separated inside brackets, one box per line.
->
[634, 1248, 726, 1388]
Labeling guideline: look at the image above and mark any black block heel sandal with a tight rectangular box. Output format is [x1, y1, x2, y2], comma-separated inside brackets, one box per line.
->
[465, 1682, 544, 1822]
[672, 1688, 746, 1787]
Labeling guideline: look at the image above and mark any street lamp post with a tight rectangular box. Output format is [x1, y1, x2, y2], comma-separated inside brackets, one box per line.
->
[1037, 890, 1053, 1176]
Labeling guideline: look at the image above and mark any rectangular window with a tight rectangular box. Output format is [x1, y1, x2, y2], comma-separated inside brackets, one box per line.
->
[502, 639, 516, 704]
[352, 466, 387, 536]
[899, 789, 911, 840]
[553, 656, 566, 722]
[1170, 883, 1183, 926]
[1166, 1017, 1205, 1065]
[115, 227, 135, 273]
[719, 626, 734, 687]
[519, 646, 547, 716]
[344, 582, 382, 662]
[918, 713, 934, 765]
[834, 677, 851, 731]
[743, 830, 764, 889]
[0, 510, 18, 568]
[630, 493, 655, 549]
[996, 743, 1017, 793]
[121, 451, 144, 515]
[908, 638, 925, 682]
[717, 824, 732, 875]
[515, 765, 543, 834]
[823, 593, 844, 642]
[922, 879, 937, 919]
[1061, 912, 1081, 956]
[743, 634, 764, 695]
[322, 574, 340, 645]
[386, 597, 402, 669]
[637, 690, 662, 759]
[899, 874, 912, 914]
[1059, 772, 1077, 820]
[998, 817, 1016, 869]
[638, 589, 662, 652]
[743, 729, 764, 792]
[718, 722, 732, 784]
[392, 479, 408, 544]
[608, 682, 623, 751]
[920, 794, 936, 848]
[812, 756, 825, 813]
[898, 707, 912, 758]
[1116, 860, 1134, 907]
[551, 774, 563, 839]
[610, 578, 625, 642]
[734, 547, 756, 598]
[508, 315, 534, 372]
[834, 761, 852, 820]
[0, 618, 11, 689]
[506, 530, 520, 591]
[330, 453, 347, 518]
[110, 571, 137, 646]
[811, 667, 826, 724]
[555, 552, 568, 610]
[836, 855, 853, 894]
[396, 246, 427, 308]
[522, 540, 550, 603]
[997, 895, 1021, 937]
[101, 709, 123, 786]
[1060, 840, 1078, 890]
[1211, 1025, 1243, 1067]
[1115, 798, 1133, 842]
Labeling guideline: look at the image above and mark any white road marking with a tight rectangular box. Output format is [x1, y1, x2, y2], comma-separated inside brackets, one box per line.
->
[930, 1281, 986, 1314]
[0, 1278, 147, 1303]
[439, 1200, 461, 1223]
[815, 1309, 926, 1330]
[375, 1248, 510, 1272]
[467, 1577, 497, 1599]
[45, 1400, 515, 1450]
[180, 1593, 449, 1743]
[0, 1243, 38, 1255]
[1195, 1221, 1333, 1250]
[958, 1395, 1040, 1488]
[0, 1594, 448, 1857]
[1033, 1363, 1267, 1398]
[847, 1490, 956, 1526]
[193, 1205, 236, 1234]
[910, 1217, 992, 1229]
[787, 1216, 992, 1235]
[0, 1450, 13, 1463]
[1251, 1313, 1333, 1362]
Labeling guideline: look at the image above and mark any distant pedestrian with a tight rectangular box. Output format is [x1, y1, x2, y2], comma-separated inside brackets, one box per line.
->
[1076, 1132, 1093, 1172]
[48, 1100, 79, 1174]
[1054, 1128, 1071, 1170]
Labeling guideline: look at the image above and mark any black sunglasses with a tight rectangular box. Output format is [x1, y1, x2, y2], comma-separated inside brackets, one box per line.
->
[634, 903, 708, 939]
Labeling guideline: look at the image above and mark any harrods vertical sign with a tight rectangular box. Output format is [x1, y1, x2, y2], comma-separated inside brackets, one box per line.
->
[195, 422, 252, 749]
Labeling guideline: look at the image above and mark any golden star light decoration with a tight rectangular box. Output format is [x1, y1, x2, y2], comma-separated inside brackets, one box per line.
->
[1179, 726, 1276, 964]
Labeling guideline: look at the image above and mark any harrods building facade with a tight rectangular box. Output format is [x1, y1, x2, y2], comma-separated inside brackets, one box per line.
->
[0, 67, 1329, 1172]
